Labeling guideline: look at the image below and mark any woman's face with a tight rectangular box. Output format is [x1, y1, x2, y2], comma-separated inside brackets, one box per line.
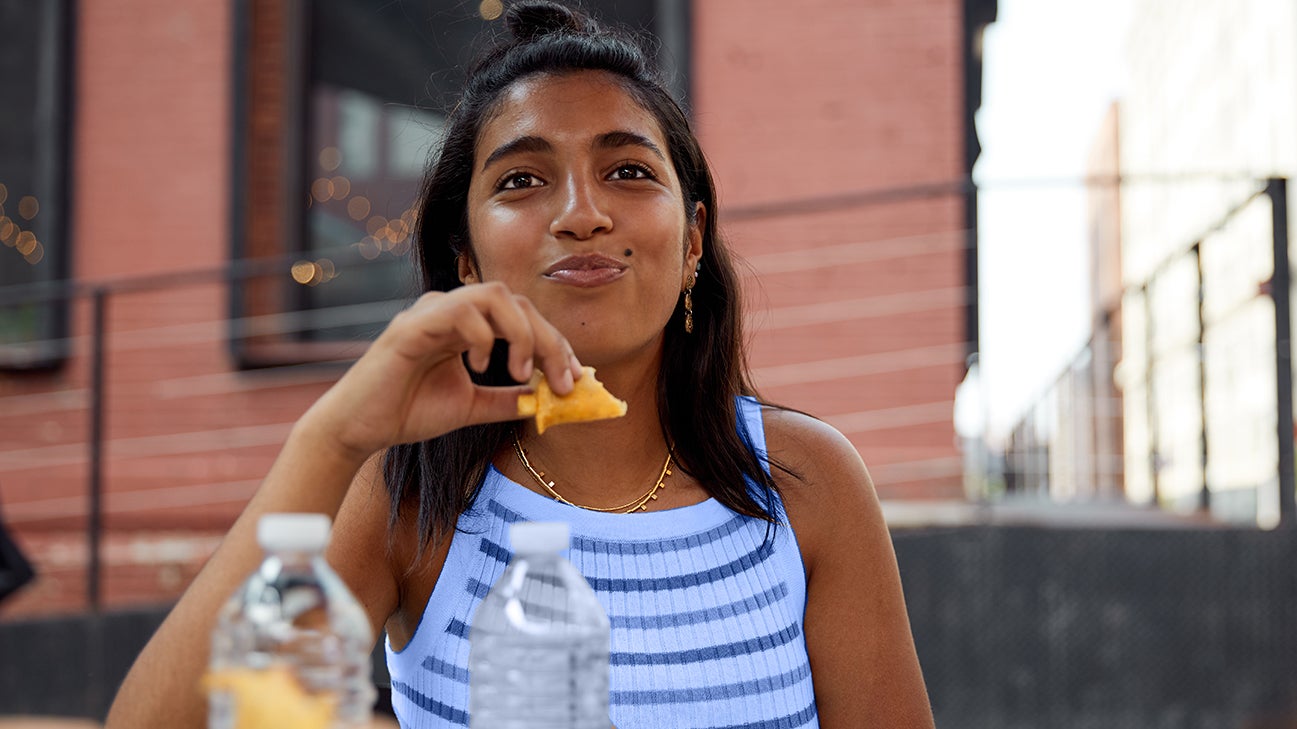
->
[461, 70, 703, 367]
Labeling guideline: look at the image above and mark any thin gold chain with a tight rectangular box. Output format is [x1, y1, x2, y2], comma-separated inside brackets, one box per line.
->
[512, 431, 672, 513]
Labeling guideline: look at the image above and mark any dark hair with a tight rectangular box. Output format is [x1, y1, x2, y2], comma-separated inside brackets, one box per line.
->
[383, 0, 791, 554]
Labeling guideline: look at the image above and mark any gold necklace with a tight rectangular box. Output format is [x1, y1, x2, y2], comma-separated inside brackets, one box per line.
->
[512, 431, 673, 513]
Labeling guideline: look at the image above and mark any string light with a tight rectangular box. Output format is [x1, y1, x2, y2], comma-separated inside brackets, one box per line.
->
[294, 149, 424, 268]
[290, 260, 316, 284]
[17, 196, 38, 220]
[347, 196, 371, 221]
[15, 231, 36, 256]
[389, 218, 409, 240]
[318, 146, 342, 172]
[0, 184, 43, 264]
[310, 178, 334, 202]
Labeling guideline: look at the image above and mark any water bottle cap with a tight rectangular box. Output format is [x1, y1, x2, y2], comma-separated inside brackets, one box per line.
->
[509, 521, 569, 553]
[257, 513, 331, 552]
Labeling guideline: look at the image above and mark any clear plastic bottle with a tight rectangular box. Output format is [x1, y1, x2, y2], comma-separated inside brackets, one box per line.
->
[469, 521, 611, 729]
[208, 513, 376, 728]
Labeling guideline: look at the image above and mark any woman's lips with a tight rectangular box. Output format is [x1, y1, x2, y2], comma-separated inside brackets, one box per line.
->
[543, 254, 628, 287]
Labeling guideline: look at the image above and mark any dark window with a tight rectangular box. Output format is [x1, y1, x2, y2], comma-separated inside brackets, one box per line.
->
[232, 0, 690, 363]
[0, 0, 72, 370]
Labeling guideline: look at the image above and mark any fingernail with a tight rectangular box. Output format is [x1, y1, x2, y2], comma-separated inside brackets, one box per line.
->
[521, 357, 534, 381]
[561, 368, 575, 392]
[570, 353, 582, 376]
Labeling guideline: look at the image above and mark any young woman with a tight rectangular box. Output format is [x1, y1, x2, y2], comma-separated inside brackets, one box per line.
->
[107, 2, 934, 727]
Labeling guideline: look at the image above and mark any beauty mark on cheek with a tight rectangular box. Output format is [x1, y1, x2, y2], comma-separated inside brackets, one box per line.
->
[624, 248, 633, 257]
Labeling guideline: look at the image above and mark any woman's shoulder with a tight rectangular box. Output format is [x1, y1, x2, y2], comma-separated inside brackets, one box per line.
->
[329, 453, 452, 650]
[758, 404, 869, 486]
[757, 404, 884, 575]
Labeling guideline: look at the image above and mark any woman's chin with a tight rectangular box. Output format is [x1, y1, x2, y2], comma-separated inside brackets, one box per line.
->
[568, 331, 665, 373]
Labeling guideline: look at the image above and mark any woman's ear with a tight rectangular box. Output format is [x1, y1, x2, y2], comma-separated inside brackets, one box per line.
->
[684, 202, 705, 281]
[457, 253, 480, 284]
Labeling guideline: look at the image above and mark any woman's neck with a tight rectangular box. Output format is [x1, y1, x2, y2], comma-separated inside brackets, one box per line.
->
[500, 347, 702, 511]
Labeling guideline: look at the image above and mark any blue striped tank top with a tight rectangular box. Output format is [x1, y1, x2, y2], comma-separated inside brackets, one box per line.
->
[385, 396, 819, 728]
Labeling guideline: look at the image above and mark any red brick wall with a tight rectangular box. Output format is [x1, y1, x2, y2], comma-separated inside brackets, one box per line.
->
[75, 1, 230, 278]
[694, 0, 967, 497]
[0, 0, 328, 616]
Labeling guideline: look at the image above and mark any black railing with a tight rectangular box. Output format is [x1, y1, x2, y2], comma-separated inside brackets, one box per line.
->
[1, 247, 395, 611]
[1270, 178, 1295, 521]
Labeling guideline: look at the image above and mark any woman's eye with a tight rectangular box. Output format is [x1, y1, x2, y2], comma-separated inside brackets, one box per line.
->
[500, 173, 541, 190]
[611, 164, 652, 181]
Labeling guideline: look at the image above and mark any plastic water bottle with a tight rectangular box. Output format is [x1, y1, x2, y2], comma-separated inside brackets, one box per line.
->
[208, 513, 376, 728]
[469, 521, 611, 728]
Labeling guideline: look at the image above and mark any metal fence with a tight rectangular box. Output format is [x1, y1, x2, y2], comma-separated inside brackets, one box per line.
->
[996, 177, 1295, 530]
[0, 250, 405, 614]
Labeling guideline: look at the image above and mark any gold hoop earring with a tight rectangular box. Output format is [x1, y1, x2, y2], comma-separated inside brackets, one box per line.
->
[683, 277, 695, 334]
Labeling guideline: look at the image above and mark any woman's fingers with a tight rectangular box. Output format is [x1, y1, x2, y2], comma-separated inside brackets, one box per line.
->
[473, 285, 538, 382]
[446, 298, 498, 373]
[464, 383, 534, 426]
[419, 285, 581, 392]
[389, 283, 583, 404]
[468, 288, 582, 394]
[512, 295, 581, 394]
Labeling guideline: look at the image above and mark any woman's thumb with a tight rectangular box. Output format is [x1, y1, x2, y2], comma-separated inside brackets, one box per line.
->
[465, 384, 532, 427]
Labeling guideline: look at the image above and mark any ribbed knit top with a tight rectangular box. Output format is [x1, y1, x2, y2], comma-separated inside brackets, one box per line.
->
[385, 396, 819, 728]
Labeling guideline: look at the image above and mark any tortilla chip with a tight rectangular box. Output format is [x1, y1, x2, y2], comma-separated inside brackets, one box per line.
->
[204, 665, 336, 729]
[517, 366, 627, 434]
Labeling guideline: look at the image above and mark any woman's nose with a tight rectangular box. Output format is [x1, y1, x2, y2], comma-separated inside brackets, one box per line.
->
[550, 176, 613, 240]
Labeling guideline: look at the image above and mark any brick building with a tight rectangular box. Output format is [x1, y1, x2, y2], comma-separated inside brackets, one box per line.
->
[0, 0, 994, 617]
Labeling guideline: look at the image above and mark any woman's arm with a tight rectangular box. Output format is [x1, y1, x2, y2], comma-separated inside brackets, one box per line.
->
[105, 424, 387, 729]
[765, 408, 935, 728]
[105, 284, 583, 729]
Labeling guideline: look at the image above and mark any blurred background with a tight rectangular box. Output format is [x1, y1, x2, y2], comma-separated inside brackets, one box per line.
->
[2, 0, 1295, 727]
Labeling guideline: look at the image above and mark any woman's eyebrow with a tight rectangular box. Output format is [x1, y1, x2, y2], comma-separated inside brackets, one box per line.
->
[481, 135, 553, 171]
[595, 130, 665, 161]
[481, 131, 665, 171]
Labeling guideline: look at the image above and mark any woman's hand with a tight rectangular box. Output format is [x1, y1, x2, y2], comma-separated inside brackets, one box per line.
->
[303, 282, 583, 462]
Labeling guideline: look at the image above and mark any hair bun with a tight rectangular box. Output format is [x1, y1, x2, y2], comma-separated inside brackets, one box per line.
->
[506, 0, 599, 41]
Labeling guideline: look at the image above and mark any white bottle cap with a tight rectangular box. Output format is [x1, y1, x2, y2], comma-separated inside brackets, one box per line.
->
[509, 521, 569, 554]
[257, 513, 331, 552]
